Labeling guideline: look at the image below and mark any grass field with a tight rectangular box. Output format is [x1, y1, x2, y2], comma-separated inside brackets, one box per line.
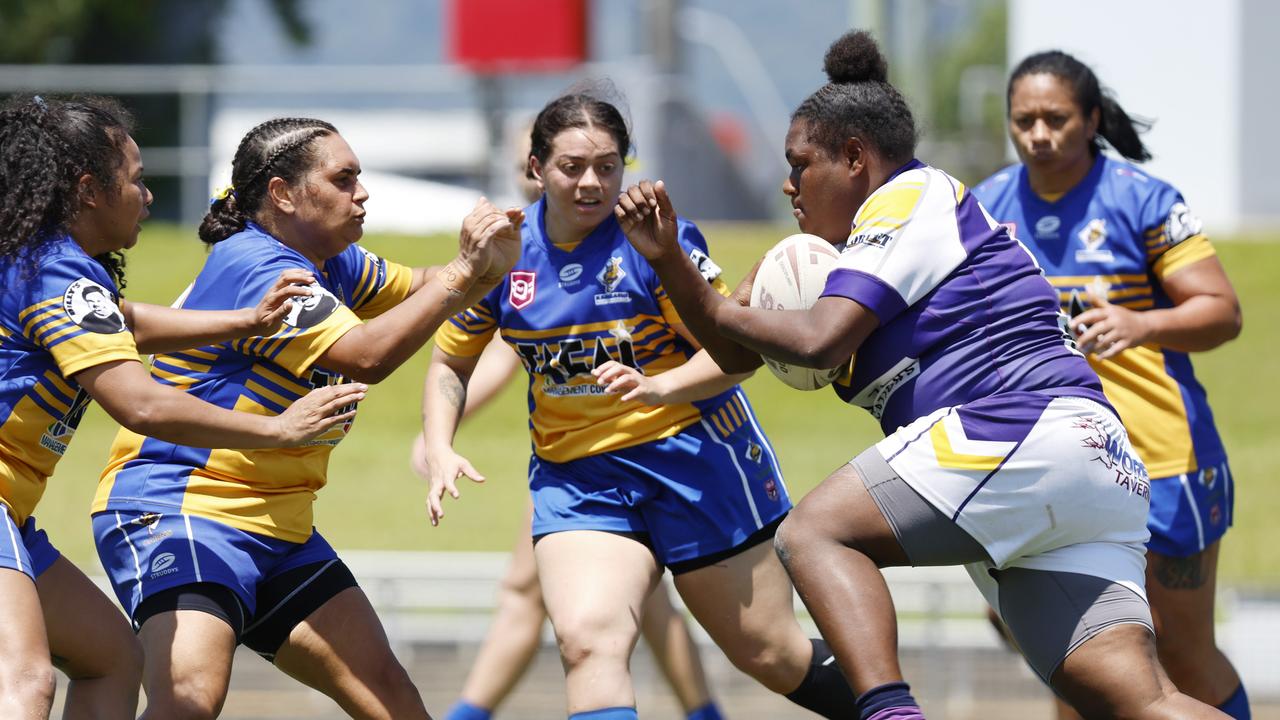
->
[36, 222, 1280, 588]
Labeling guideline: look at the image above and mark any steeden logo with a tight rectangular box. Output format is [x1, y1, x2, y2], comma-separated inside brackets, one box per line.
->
[151, 552, 176, 573]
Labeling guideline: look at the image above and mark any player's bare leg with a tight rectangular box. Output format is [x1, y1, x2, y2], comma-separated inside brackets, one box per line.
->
[535, 530, 660, 715]
[1147, 542, 1246, 709]
[770, 463, 911, 694]
[1053, 624, 1227, 719]
[273, 587, 429, 719]
[674, 541, 813, 693]
[453, 509, 546, 713]
[0, 568, 55, 719]
[137, 610, 237, 720]
[38, 557, 142, 719]
[638, 583, 713, 713]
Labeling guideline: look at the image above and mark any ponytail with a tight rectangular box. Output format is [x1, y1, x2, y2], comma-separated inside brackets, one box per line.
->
[199, 117, 337, 245]
[1097, 92, 1152, 162]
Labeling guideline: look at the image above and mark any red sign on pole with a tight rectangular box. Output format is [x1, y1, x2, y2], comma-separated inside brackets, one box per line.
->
[447, 0, 588, 73]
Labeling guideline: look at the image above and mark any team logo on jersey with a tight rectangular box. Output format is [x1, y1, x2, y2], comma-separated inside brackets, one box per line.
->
[688, 248, 723, 282]
[509, 271, 536, 309]
[763, 477, 779, 502]
[558, 263, 583, 286]
[597, 257, 626, 292]
[283, 282, 341, 329]
[745, 439, 763, 464]
[594, 257, 630, 306]
[1201, 465, 1217, 489]
[62, 278, 126, 334]
[1075, 219, 1114, 263]
[1076, 416, 1150, 501]
[1034, 215, 1061, 239]
[39, 388, 93, 456]
[1165, 203, 1202, 246]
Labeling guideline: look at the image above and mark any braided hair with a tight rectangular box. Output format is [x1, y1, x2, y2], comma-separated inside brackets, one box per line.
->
[1008, 51, 1152, 162]
[199, 117, 337, 245]
[792, 31, 918, 164]
[0, 94, 135, 288]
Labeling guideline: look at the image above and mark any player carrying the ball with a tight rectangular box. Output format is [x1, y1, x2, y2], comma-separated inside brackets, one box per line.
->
[615, 30, 1228, 720]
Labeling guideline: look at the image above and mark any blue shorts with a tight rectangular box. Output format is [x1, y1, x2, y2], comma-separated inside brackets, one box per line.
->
[530, 406, 790, 572]
[92, 510, 339, 621]
[1147, 459, 1234, 558]
[0, 504, 61, 580]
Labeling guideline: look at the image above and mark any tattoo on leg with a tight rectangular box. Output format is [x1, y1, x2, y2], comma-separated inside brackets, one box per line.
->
[1153, 552, 1207, 590]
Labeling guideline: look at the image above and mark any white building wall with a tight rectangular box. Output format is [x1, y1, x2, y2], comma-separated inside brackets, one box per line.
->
[1010, 1, 1249, 233]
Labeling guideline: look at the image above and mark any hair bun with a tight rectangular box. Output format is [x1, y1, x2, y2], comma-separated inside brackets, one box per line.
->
[823, 30, 889, 85]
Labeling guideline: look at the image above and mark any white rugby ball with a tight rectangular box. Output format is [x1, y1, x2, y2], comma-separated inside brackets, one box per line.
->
[749, 233, 845, 391]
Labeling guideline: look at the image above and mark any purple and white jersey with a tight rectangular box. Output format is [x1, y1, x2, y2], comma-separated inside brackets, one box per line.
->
[820, 160, 1109, 434]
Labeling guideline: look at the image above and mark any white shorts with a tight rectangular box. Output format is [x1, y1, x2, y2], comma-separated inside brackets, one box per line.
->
[875, 392, 1151, 599]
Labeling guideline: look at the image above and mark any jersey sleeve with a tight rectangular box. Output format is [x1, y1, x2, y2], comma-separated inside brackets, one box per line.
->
[820, 173, 967, 324]
[434, 291, 500, 358]
[228, 257, 362, 376]
[1140, 185, 1216, 281]
[19, 257, 140, 378]
[654, 219, 731, 326]
[330, 244, 415, 320]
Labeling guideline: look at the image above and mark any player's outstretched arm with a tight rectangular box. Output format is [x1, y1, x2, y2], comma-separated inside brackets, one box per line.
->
[75, 359, 365, 448]
[317, 200, 522, 384]
[592, 349, 751, 405]
[615, 181, 761, 373]
[124, 269, 315, 354]
[420, 345, 489, 526]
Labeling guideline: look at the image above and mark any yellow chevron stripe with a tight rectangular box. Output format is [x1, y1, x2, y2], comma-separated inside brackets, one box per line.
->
[930, 421, 1005, 471]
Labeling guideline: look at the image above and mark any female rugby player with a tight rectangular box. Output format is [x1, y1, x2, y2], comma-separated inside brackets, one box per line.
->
[90, 117, 521, 719]
[974, 50, 1248, 719]
[423, 91, 857, 719]
[617, 31, 1229, 719]
[420, 133, 726, 720]
[0, 96, 361, 719]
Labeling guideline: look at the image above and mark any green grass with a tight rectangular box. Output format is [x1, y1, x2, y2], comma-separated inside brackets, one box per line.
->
[37, 223, 1280, 588]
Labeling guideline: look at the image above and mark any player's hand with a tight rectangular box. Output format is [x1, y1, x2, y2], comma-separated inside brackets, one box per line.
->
[478, 207, 524, 284]
[424, 444, 485, 527]
[247, 269, 315, 336]
[453, 198, 519, 284]
[1075, 290, 1152, 360]
[592, 361, 667, 405]
[731, 258, 764, 308]
[615, 180, 680, 261]
[272, 382, 367, 446]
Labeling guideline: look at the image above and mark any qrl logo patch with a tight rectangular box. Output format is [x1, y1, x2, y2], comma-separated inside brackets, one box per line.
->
[509, 271, 536, 310]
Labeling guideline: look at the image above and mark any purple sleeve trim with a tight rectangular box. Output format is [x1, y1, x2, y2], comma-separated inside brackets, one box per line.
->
[820, 268, 907, 323]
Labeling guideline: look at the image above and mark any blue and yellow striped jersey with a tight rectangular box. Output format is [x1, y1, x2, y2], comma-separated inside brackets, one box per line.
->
[435, 197, 735, 463]
[93, 223, 413, 541]
[974, 155, 1225, 478]
[0, 236, 140, 523]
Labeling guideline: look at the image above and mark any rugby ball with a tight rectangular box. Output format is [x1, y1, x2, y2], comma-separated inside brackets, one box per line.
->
[749, 233, 845, 391]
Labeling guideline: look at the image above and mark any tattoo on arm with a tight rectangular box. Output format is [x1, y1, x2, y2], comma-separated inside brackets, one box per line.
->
[438, 373, 467, 419]
[1152, 552, 1208, 590]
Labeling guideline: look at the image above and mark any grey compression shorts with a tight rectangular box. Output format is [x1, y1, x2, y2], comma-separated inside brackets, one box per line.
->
[852, 446, 1154, 683]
